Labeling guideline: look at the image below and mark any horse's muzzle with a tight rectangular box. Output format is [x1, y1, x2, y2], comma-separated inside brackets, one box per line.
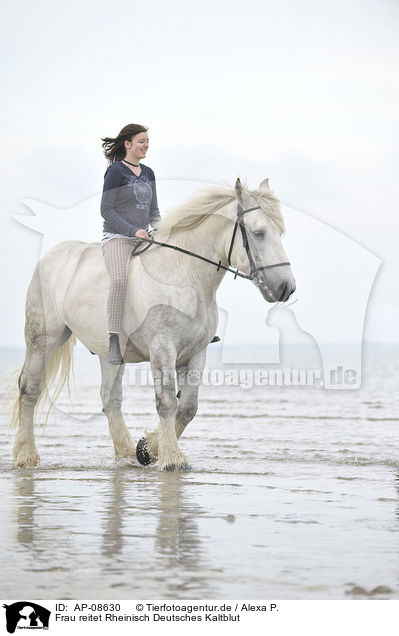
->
[253, 274, 296, 303]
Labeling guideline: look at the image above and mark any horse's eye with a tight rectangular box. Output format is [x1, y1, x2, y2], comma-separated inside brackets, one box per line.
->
[253, 230, 265, 240]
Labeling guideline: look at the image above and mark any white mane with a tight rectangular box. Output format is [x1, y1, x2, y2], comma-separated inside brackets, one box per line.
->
[155, 182, 285, 240]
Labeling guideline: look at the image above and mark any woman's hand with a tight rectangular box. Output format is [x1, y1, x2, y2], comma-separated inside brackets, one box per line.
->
[135, 229, 150, 240]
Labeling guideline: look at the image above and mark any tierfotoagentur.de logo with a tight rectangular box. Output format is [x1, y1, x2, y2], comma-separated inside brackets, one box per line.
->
[2, 602, 51, 633]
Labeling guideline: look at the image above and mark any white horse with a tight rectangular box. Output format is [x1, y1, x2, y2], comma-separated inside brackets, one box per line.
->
[11, 178, 296, 470]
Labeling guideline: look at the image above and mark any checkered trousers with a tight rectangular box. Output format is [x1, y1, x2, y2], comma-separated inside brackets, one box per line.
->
[102, 237, 140, 333]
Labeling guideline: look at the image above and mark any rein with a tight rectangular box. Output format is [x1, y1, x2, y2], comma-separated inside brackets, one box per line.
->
[131, 203, 290, 281]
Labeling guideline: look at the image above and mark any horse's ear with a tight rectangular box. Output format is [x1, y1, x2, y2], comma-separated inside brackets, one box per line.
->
[259, 178, 270, 190]
[235, 178, 247, 204]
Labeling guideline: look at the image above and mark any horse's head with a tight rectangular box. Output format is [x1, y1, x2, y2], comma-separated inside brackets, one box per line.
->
[227, 178, 296, 302]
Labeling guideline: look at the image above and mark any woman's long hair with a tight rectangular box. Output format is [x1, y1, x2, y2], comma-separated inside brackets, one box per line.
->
[101, 123, 148, 165]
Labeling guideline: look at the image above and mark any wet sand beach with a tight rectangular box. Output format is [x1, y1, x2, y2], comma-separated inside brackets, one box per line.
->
[0, 345, 398, 600]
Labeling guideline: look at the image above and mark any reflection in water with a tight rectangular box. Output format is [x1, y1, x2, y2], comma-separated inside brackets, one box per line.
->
[99, 470, 214, 597]
[11, 469, 215, 598]
[394, 473, 399, 523]
[101, 471, 127, 560]
[154, 473, 212, 597]
[14, 473, 36, 548]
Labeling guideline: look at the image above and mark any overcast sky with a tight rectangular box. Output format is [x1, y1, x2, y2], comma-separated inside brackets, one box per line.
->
[1, 0, 398, 348]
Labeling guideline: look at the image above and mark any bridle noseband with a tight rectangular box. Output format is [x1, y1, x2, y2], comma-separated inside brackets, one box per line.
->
[132, 202, 290, 282]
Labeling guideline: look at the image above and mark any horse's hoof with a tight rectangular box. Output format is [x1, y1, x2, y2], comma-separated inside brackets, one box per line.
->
[160, 462, 191, 472]
[14, 445, 40, 468]
[15, 454, 40, 468]
[136, 437, 152, 465]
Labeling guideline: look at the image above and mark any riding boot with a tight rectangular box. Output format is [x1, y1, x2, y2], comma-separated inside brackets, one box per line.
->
[108, 333, 124, 365]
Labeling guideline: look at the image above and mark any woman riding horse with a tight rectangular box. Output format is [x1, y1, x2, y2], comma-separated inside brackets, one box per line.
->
[101, 123, 161, 365]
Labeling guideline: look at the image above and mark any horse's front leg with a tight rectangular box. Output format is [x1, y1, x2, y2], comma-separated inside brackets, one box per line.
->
[175, 350, 206, 440]
[141, 350, 206, 468]
[148, 344, 188, 471]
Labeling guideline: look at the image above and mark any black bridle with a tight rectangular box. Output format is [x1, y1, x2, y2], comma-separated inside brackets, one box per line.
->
[227, 202, 290, 278]
[131, 202, 290, 281]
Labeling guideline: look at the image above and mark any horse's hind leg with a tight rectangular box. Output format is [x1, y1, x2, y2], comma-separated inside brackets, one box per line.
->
[14, 346, 42, 467]
[14, 328, 71, 467]
[14, 266, 72, 467]
[99, 357, 135, 462]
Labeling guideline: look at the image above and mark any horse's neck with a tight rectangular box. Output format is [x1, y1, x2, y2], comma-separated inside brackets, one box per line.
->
[158, 213, 230, 292]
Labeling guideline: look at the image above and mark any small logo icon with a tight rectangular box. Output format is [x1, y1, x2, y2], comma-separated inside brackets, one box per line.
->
[2, 602, 51, 633]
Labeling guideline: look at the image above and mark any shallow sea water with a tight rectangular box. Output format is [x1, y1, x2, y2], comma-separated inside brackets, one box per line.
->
[0, 345, 398, 600]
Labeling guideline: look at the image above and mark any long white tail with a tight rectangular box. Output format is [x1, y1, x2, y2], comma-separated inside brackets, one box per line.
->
[9, 335, 77, 429]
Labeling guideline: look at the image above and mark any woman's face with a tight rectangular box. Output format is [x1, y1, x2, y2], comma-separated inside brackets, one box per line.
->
[125, 132, 149, 158]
